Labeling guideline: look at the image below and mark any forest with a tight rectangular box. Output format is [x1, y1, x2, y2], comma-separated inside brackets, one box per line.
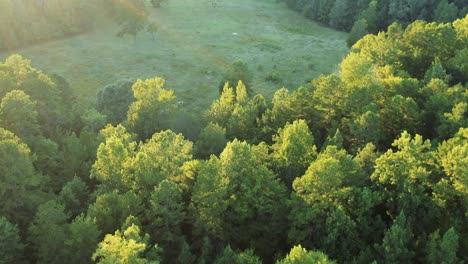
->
[0, 0, 467, 263]
[281, 0, 468, 46]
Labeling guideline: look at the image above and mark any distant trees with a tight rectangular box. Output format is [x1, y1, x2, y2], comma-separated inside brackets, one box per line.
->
[114, 0, 149, 39]
[281, 0, 468, 44]
[347, 19, 369, 47]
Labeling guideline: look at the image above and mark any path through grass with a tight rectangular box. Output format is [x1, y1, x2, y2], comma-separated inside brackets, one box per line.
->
[1, 0, 348, 112]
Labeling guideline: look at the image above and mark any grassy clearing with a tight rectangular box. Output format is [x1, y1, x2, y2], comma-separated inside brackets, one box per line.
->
[0, 0, 348, 113]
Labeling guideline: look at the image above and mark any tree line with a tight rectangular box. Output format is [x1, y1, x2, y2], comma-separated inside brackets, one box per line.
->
[280, 0, 468, 46]
[0, 0, 161, 51]
[0, 16, 467, 263]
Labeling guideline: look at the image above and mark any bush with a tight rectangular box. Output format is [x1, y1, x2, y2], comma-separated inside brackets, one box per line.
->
[265, 72, 282, 83]
[218, 60, 253, 94]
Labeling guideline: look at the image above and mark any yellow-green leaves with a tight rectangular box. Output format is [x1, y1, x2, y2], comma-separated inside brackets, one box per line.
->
[128, 77, 176, 140]
[93, 224, 159, 264]
[277, 245, 335, 264]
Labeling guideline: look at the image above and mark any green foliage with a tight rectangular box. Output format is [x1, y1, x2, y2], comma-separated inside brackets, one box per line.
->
[347, 19, 369, 48]
[130, 130, 193, 193]
[218, 61, 253, 93]
[97, 80, 135, 125]
[87, 191, 143, 235]
[59, 130, 98, 180]
[0, 217, 24, 264]
[0, 0, 99, 50]
[423, 58, 451, 84]
[375, 212, 415, 263]
[435, 128, 468, 201]
[283, 0, 466, 34]
[192, 140, 288, 260]
[1, 11, 468, 264]
[58, 177, 90, 218]
[277, 245, 335, 264]
[93, 223, 160, 264]
[195, 123, 227, 159]
[261, 87, 317, 141]
[426, 228, 460, 264]
[371, 131, 437, 231]
[311, 74, 348, 132]
[361, 0, 378, 33]
[265, 72, 283, 83]
[0, 128, 45, 227]
[400, 20, 459, 79]
[91, 124, 136, 193]
[329, 0, 354, 31]
[176, 240, 196, 264]
[28, 200, 68, 264]
[65, 216, 101, 264]
[127, 77, 176, 140]
[206, 84, 236, 127]
[0, 90, 41, 145]
[289, 146, 369, 261]
[114, 0, 149, 38]
[207, 81, 265, 141]
[146, 180, 185, 260]
[0, 55, 73, 137]
[214, 246, 262, 264]
[271, 119, 317, 186]
[379, 95, 421, 143]
[434, 0, 459, 23]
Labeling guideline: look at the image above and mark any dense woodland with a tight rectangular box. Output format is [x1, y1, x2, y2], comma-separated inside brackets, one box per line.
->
[282, 0, 468, 46]
[1, 0, 468, 263]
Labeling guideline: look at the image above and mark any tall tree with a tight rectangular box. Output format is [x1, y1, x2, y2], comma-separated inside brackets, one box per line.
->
[0, 128, 45, 228]
[90, 124, 136, 193]
[127, 78, 176, 140]
[0, 217, 24, 264]
[426, 228, 460, 264]
[214, 246, 261, 264]
[87, 191, 143, 236]
[289, 145, 368, 261]
[96, 79, 135, 125]
[271, 119, 317, 186]
[146, 180, 186, 262]
[93, 223, 160, 264]
[192, 140, 288, 260]
[195, 123, 227, 159]
[28, 200, 69, 264]
[375, 212, 415, 263]
[371, 132, 437, 232]
[277, 245, 335, 264]
[114, 0, 149, 40]
[129, 130, 193, 194]
[0, 90, 41, 146]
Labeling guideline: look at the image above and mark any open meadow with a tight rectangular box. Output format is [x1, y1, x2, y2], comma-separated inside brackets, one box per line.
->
[0, 0, 348, 112]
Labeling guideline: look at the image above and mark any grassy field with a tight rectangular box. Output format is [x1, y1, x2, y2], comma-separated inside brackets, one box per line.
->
[0, 0, 348, 112]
